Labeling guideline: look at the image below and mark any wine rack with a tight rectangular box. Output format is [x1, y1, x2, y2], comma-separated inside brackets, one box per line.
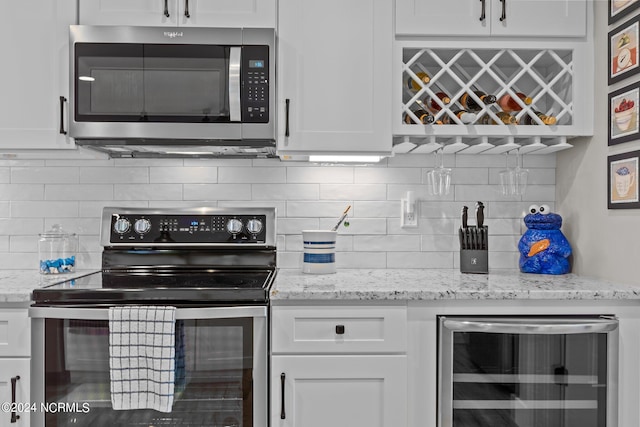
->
[394, 41, 593, 155]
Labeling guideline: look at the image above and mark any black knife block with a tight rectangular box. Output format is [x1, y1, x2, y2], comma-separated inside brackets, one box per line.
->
[460, 226, 488, 274]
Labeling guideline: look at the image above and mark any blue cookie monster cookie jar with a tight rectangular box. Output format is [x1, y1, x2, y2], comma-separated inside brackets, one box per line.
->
[518, 204, 572, 275]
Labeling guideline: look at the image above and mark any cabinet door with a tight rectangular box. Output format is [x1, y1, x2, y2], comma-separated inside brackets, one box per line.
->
[277, 0, 393, 156]
[177, 0, 276, 28]
[272, 355, 407, 427]
[0, 359, 30, 427]
[491, 0, 586, 37]
[79, 0, 178, 25]
[0, 0, 76, 150]
[0, 309, 30, 357]
[396, 0, 490, 36]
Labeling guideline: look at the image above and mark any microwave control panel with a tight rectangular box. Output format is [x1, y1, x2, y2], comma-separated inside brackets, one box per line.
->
[242, 45, 270, 123]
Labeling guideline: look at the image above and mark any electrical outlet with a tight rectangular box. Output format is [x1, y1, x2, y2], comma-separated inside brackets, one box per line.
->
[400, 197, 418, 228]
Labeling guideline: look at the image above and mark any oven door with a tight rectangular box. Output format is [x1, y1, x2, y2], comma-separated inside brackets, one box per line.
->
[30, 306, 267, 427]
[438, 316, 619, 427]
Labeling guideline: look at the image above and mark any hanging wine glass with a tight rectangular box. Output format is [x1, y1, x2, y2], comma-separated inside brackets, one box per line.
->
[499, 149, 529, 197]
[426, 148, 452, 196]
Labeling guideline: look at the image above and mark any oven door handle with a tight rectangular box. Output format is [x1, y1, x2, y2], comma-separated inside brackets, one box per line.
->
[29, 305, 267, 320]
[442, 317, 619, 335]
[229, 47, 242, 122]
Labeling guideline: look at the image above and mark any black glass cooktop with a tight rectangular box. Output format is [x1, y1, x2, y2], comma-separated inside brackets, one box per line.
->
[32, 269, 275, 306]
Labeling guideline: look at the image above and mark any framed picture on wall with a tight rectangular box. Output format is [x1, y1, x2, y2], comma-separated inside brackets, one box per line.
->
[608, 81, 640, 145]
[609, 15, 640, 85]
[608, 150, 640, 209]
[609, 0, 640, 25]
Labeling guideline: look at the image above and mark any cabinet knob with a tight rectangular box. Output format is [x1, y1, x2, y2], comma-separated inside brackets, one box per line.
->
[335, 324, 345, 335]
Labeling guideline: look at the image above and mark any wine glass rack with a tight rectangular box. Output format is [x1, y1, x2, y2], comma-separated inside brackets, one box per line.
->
[395, 43, 592, 155]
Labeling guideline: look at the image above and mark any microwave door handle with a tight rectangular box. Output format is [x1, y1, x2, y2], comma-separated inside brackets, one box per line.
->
[442, 318, 619, 334]
[229, 47, 242, 122]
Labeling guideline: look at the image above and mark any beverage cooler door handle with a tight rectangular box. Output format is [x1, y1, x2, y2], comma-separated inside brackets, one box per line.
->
[229, 47, 242, 122]
[10, 375, 20, 423]
[164, 0, 170, 17]
[184, 0, 190, 18]
[443, 318, 619, 334]
[280, 373, 286, 419]
[479, 0, 486, 21]
[499, 0, 506, 21]
[59, 96, 67, 135]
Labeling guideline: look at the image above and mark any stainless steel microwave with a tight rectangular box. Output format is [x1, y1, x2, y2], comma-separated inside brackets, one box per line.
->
[68, 26, 276, 158]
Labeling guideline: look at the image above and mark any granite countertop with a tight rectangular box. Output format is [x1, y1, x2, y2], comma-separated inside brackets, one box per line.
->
[0, 270, 99, 304]
[271, 269, 640, 301]
[3, 268, 639, 304]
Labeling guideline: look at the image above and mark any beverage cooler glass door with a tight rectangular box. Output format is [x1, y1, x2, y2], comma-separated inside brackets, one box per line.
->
[438, 316, 619, 427]
[30, 306, 267, 427]
[74, 43, 234, 123]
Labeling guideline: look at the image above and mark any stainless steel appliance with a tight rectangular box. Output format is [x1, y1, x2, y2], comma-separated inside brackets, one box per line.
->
[67, 26, 276, 158]
[438, 316, 619, 427]
[30, 207, 277, 427]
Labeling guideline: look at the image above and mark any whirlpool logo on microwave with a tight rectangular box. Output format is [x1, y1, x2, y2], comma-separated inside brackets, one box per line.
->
[164, 31, 184, 38]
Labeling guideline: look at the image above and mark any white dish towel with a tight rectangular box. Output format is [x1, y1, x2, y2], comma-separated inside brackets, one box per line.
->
[109, 306, 177, 413]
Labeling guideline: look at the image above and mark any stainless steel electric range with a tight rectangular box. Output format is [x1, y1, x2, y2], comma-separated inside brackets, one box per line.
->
[30, 206, 277, 427]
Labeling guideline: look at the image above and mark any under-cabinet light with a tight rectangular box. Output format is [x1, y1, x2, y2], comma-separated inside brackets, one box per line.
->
[308, 155, 383, 163]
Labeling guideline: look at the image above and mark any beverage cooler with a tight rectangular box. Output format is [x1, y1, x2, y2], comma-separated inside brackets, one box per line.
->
[438, 316, 619, 427]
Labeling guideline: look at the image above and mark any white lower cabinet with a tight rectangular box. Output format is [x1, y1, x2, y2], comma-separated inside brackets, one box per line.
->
[0, 308, 30, 426]
[271, 303, 408, 427]
[272, 355, 406, 427]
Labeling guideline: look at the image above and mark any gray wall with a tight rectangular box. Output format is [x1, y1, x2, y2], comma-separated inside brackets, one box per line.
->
[0, 153, 555, 271]
[557, 1, 640, 285]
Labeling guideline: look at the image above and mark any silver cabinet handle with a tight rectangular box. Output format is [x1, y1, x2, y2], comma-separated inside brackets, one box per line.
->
[443, 317, 618, 335]
[164, 0, 170, 17]
[184, 0, 190, 18]
[479, 0, 486, 21]
[499, 0, 506, 21]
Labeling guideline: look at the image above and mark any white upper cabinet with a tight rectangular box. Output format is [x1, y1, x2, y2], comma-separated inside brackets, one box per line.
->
[0, 0, 76, 150]
[396, 0, 587, 38]
[80, 0, 276, 28]
[277, 0, 393, 156]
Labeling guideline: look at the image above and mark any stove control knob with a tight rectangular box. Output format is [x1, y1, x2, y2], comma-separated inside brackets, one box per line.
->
[134, 218, 151, 235]
[226, 218, 243, 234]
[113, 218, 131, 234]
[246, 218, 263, 234]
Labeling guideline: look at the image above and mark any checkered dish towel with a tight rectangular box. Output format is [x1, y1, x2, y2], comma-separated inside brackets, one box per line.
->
[109, 306, 176, 413]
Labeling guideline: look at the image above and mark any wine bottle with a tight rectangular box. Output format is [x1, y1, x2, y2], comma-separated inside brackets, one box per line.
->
[403, 109, 435, 125]
[478, 111, 517, 125]
[497, 92, 533, 113]
[521, 110, 557, 125]
[426, 92, 451, 113]
[406, 72, 431, 91]
[443, 109, 476, 124]
[460, 91, 497, 112]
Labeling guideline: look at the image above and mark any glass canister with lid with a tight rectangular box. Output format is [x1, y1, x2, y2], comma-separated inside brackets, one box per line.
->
[38, 224, 77, 274]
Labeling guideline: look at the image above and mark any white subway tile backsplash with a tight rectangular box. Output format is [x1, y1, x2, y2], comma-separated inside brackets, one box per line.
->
[47, 184, 114, 201]
[354, 235, 420, 252]
[219, 167, 286, 183]
[12, 167, 79, 184]
[355, 167, 421, 184]
[0, 152, 551, 269]
[81, 167, 149, 184]
[11, 201, 78, 218]
[0, 184, 44, 200]
[150, 167, 216, 184]
[253, 184, 319, 200]
[287, 167, 354, 184]
[320, 184, 386, 200]
[114, 184, 181, 201]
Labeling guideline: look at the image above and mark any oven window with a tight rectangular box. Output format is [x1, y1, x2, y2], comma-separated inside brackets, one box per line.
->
[75, 43, 231, 123]
[44, 317, 253, 426]
[445, 331, 608, 427]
